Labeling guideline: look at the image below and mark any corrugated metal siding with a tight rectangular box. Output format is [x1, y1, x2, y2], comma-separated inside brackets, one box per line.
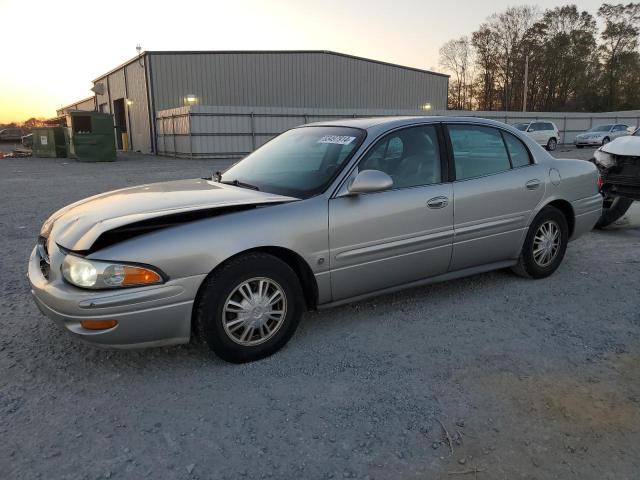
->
[56, 97, 96, 116]
[124, 62, 151, 153]
[149, 52, 448, 112]
[156, 105, 640, 158]
[108, 69, 126, 102]
[92, 64, 153, 153]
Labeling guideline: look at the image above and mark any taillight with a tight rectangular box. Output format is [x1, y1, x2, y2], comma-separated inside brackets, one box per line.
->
[597, 175, 604, 191]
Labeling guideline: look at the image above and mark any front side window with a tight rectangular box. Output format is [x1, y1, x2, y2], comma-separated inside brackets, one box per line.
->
[220, 126, 365, 198]
[613, 125, 627, 131]
[448, 125, 511, 180]
[357, 125, 442, 189]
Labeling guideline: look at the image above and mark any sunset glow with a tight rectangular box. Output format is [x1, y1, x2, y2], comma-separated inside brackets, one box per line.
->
[0, 0, 606, 123]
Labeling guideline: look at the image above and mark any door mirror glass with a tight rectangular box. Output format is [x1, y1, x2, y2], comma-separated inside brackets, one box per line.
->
[348, 169, 393, 194]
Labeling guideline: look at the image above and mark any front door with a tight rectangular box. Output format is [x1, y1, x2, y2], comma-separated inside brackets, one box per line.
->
[447, 123, 545, 271]
[329, 124, 454, 301]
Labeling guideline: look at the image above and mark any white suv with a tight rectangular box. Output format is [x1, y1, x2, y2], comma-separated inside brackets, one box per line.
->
[513, 121, 560, 151]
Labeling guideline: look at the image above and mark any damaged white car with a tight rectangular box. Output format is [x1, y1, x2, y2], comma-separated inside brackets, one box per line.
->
[592, 128, 640, 228]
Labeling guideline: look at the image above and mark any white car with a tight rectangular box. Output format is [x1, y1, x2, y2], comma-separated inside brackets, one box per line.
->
[592, 128, 640, 227]
[513, 121, 560, 151]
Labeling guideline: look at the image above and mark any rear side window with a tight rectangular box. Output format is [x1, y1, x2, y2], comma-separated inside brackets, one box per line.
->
[503, 132, 531, 168]
[542, 123, 555, 130]
[448, 125, 511, 180]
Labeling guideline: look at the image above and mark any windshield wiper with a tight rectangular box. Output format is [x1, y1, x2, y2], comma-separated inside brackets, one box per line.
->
[219, 179, 260, 191]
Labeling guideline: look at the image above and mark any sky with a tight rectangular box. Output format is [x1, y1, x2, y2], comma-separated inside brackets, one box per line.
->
[0, 0, 606, 123]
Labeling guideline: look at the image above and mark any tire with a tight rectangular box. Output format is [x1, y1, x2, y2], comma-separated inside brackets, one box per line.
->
[576, 145, 584, 149]
[546, 138, 557, 151]
[595, 195, 633, 229]
[511, 206, 569, 279]
[194, 252, 304, 363]
[602, 137, 610, 146]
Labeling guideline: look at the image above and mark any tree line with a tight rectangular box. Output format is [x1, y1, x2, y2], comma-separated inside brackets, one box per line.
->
[439, 3, 640, 112]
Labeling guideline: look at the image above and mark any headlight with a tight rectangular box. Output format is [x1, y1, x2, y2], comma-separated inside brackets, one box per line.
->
[62, 255, 164, 289]
[593, 149, 616, 168]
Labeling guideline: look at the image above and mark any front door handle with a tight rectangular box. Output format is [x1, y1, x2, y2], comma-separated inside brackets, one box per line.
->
[427, 196, 449, 209]
[526, 179, 541, 190]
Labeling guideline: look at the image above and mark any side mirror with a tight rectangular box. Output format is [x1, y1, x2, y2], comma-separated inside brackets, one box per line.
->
[347, 169, 393, 194]
[527, 128, 534, 132]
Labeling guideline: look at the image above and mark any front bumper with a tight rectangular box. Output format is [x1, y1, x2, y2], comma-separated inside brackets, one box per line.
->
[575, 138, 604, 146]
[28, 246, 206, 348]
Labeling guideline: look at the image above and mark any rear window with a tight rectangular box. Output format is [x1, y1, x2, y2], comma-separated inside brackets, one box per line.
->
[449, 125, 511, 180]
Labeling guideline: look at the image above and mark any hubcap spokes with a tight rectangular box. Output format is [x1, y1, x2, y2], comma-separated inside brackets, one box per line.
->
[533, 220, 561, 267]
[223, 277, 287, 346]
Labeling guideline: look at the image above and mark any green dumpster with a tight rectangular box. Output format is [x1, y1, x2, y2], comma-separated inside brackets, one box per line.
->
[32, 127, 68, 158]
[67, 111, 116, 162]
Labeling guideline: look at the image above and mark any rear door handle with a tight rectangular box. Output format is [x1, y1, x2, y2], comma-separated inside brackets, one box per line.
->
[526, 179, 541, 190]
[427, 196, 449, 209]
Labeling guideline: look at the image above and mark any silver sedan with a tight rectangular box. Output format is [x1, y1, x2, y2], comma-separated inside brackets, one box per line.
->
[575, 123, 630, 148]
[29, 117, 602, 362]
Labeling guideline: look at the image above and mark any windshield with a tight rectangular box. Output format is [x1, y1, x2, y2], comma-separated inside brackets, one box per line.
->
[513, 123, 529, 131]
[220, 126, 365, 198]
[634, 128, 639, 137]
[587, 125, 613, 133]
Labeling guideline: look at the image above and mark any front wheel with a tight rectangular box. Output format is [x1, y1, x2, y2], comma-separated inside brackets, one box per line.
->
[576, 145, 584, 149]
[512, 206, 569, 279]
[194, 253, 304, 363]
[602, 137, 610, 146]
[546, 138, 557, 151]
[595, 195, 633, 229]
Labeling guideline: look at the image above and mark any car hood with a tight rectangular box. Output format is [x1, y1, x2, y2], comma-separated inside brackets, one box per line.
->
[601, 135, 640, 157]
[43, 178, 298, 251]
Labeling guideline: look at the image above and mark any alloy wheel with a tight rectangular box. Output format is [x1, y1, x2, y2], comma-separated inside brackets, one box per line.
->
[222, 277, 287, 346]
[532, 220, 561, 267]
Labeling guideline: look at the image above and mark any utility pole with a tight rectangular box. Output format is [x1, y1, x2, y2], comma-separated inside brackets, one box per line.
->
[523, 54, 529, 112]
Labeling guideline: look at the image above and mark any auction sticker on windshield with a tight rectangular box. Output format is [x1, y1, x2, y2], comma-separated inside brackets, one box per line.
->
[317, 135, 356, 145]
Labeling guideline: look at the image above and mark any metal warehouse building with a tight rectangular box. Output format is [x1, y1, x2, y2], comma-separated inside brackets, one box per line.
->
[74, 50, 449, 156]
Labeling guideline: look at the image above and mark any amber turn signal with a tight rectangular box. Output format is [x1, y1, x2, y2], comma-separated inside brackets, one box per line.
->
[80, 320, 118, 330]
[121, 266, 162, 286]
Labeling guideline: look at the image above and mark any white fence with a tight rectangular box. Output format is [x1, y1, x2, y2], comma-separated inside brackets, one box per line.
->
[156, 105, 640, 158]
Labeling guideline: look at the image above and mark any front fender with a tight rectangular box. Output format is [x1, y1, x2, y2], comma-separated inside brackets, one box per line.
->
[86, 196, 330, 282]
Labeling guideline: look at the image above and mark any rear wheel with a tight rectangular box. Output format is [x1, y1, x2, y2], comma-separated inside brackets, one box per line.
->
[512, 206, 569, 279]
[595, 195, 633, 229]
[546, 138, 557, 151]
[194, 252, 304, 363]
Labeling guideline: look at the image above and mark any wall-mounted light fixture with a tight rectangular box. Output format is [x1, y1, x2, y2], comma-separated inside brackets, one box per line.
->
[185, 94, 197, 105]
[422, 103, 432, 111]
[126, 99, 133, 106]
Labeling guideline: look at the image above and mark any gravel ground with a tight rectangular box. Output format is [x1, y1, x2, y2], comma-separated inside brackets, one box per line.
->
[1, 150, 639, 480]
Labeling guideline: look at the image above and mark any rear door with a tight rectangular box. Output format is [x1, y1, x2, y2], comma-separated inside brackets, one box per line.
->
[446, 124, 545, 271]
[329, 124, 453, 301]
[529, 122, 545, 144]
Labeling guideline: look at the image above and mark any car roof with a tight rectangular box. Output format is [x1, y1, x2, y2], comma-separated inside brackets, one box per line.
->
[304, 115, 513, 132]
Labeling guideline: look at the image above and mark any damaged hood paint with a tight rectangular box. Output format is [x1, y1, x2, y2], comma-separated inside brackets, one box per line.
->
[601, 135, 640, 157]
[44, 178, 298, 251]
